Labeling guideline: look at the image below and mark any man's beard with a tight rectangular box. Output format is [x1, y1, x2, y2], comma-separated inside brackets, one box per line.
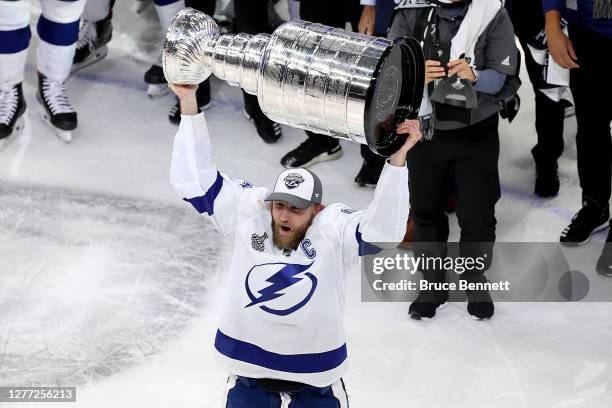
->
[272, 220, 310, 250]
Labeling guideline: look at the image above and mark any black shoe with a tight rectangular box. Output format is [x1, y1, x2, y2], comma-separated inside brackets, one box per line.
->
[408, 290, 448, 320]
[281, 138, 342, 168]
[169, 82, 212, 125]
[72, 15, 113, 72]
[144, 64, 165, 85]
[464, 274, 494, 320]
[243, 109, 281, 144]
[535, 162, 560, 198]
[0, 83, 26, 140]
[596, 229, 612, 277]
[560, 198, 609, 246]
[354, 159, 384, 188]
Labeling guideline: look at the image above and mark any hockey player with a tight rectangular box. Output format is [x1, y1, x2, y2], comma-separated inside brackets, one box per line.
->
[0, 0, 86, 143]
[169, 82, 420, 407]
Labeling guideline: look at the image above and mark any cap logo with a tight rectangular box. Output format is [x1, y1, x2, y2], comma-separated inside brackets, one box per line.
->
[284, 173, 305, 189]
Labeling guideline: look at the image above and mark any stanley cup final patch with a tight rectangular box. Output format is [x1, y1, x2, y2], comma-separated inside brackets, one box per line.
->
[251, 232, 268, 252]
[284, 173, 305, 189]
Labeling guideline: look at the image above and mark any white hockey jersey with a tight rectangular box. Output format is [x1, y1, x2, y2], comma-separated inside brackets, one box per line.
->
[170, 113, 409, 387]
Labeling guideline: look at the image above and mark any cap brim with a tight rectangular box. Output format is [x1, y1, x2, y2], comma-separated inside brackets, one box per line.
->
[264, 193, 314, 210]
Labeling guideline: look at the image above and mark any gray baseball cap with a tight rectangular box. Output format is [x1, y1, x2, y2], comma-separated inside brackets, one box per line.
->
[265, 168, 323, 209]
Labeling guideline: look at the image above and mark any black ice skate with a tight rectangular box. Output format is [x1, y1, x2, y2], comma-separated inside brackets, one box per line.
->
[37, 73, 77, 143]
[354, 159, 384, 189]
[144, 54, 169, 99]
[0, 83, 27, 149]
[72, 15, 113, 73]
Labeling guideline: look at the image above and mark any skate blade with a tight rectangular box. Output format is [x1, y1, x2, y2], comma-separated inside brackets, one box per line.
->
[0, 115, 26, 152]
[71, 46, 109, 74]
[38, 105, 73, 143]
[147, 84, 170, 99]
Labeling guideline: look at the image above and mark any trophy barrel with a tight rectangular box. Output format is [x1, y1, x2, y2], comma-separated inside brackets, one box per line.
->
[255, 21, 424, 156]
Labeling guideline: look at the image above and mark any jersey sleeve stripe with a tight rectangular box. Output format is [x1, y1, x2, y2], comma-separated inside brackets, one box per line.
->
[215, 330, 347, 374]
[355, 225, 383, 256]
[183, 171, 224, 215]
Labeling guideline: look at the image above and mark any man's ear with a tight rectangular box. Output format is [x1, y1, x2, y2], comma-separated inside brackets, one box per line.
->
[314, 204, 325, 214]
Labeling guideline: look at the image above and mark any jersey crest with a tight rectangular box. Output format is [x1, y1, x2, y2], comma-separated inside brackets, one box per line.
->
[245, 262, 317, 316]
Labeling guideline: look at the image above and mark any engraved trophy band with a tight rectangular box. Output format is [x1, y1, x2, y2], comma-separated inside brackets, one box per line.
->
[163, 8, 424, 156]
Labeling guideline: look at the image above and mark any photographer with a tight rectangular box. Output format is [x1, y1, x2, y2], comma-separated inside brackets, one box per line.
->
[388, 0, 519, 320]
[542, 1, 612, 270]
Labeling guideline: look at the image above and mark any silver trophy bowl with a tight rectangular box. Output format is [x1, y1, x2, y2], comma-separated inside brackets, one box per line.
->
[163, 8, 424, 156]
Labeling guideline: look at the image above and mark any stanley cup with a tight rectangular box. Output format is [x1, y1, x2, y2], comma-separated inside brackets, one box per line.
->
[163, 8, 424, 156]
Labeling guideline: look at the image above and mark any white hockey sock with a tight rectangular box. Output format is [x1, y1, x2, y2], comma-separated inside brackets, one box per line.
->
[0, 0, 30, 87]
[82, 0, 113, 22]
[36, 0, 86, 82]
[154, 0, 185, 35]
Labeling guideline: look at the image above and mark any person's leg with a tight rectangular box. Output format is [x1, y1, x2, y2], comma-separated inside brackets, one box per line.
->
[81, 0, 112, 21]
[355, 138, 386, 188]
[144, 0, 184, 96]
[560, 24, 611, 245]
[72, 0, 114, 72]
[406, 136, 450, 320]
[185, 0, 214, 15]
[233, 0, 282, 143]
[518, 39, 565, 197]
[36, 0, 86, 141]
[288, 379, 349, 408]
[0, 0, 30, 141]
[37, 0, 86, 82]
[224, 376, 282, 408]
[280, 0, 349, 168]
[453, 114, 501, 319]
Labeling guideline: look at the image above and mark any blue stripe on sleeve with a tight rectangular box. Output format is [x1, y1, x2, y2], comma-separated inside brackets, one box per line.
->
[215, 330, 347, 374]
[183, 171, 224, 215]
[154, 0, 182, 5]
[355, 225, 383, 256]
[0, 26, 31, 54]
[37, 16, 79, 46]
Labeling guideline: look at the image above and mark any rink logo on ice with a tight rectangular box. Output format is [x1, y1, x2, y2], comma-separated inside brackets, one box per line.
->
[244, 262, 317, 316]
[283, 173, 305, 189]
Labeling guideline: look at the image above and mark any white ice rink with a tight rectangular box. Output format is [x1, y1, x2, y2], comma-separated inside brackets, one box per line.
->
[1, 2, 611, 407]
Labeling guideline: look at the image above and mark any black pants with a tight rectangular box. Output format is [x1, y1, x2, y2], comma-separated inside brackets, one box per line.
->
[518, 38, 566, 168]
[569, 24, 612, 208]
[407, 114, 501, 276]
[233, 0, 271, 118]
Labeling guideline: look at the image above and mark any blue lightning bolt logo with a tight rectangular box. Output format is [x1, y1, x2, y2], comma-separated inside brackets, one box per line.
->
[244, 262, 317, 316]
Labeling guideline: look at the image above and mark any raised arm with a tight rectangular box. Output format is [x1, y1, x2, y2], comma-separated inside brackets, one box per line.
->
[338, 120, 421, 268]
[169, 84, 266, 235]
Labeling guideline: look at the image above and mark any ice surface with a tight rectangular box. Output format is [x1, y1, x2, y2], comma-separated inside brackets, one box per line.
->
[0, 2, 610, 407]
